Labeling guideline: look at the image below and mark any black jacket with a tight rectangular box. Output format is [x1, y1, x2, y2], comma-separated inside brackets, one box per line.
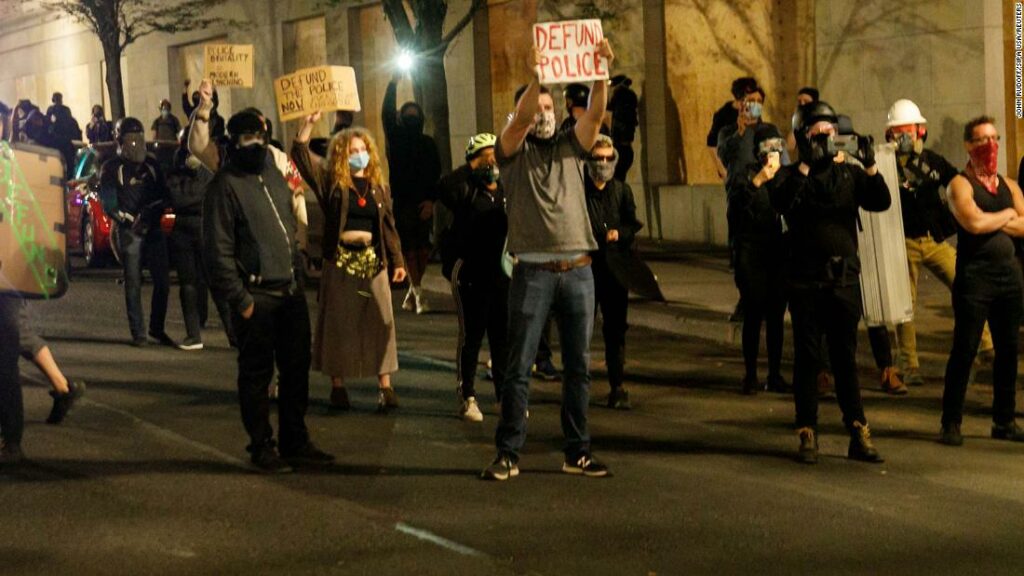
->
[203, 160, 300, 314]
[584, 176, 643, 253]
[897, 149, 958, 241]
[166, 164, 213, 229]
[382, 80, 442, 205]
[768, 162, 890, 286]
[438, 165, 508, 280]
[99, 155, 169, 224]
[731, 166, 786, 242]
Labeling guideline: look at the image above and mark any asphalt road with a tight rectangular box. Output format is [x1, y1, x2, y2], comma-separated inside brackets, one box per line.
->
[3, 267, 1024, 575]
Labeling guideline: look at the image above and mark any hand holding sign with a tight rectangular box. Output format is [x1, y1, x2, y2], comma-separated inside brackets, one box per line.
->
[533, 19, 610, 84]
[275, 66, 361, 123]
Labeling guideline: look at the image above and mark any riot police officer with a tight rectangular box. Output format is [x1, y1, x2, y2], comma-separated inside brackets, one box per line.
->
[99, 117, 172, 347]
[767, 101, 891, 464]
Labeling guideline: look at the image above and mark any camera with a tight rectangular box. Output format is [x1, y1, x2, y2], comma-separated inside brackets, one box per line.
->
[830, 114, 859, 154]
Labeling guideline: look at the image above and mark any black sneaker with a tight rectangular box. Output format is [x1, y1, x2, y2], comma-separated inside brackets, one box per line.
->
[607, 387, 631, 410]
[281, 442, 336, 467]
[130, 336, 148, 348]
[532, 359, 561, 381]
[46, 380, 86, 425]
[562, 454, 611, 478]
[250, 443, 293, 474]
[796, 427, 818, 464]
[991, 421, 1024, 442]
[939, 423, 963, 446]
[148, 330, 176, 347]
[481, 455, 519, 481]
[848, 422, 884, 463]
[0, 441, 24, 466]
[741, 376, 759, 396]
[766, 374, 791, 394]
[177, 337, 204, 351]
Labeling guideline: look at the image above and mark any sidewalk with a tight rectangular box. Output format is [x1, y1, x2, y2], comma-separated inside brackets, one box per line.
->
[421, 240, 958, 348]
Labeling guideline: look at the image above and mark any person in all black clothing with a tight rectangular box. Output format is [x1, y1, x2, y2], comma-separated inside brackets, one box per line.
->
[439, 133, 509, 422]
[608, 75, 639, 182]
[939, 116, 1024, 446]
[0, 296, 23, 466]
[767, 101, 890, 465]
[584, 135, 643, 410]
[86, 105, 113, 144]
[204, 111, 334, 473]
[166, 126, 235, 350]
[382, 73, 442, 314]
[732, 125, 789, 395]
[99, 117, 173, 347]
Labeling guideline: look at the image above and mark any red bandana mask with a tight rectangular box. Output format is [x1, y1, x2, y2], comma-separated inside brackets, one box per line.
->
[969, 140, 999, 177]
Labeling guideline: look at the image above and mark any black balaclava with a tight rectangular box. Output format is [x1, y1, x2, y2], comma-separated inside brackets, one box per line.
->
[226, 111, 268, 175]
[399, 102, 424, 135]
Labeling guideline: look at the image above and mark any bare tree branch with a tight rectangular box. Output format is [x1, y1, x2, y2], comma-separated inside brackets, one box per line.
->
[382, 0, 416, 46]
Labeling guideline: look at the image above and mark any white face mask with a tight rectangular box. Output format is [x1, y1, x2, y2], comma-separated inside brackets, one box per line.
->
[530, 111, 557, 140]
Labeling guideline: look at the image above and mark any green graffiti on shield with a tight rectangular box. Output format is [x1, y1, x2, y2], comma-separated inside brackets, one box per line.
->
[0, 141, 62, 297]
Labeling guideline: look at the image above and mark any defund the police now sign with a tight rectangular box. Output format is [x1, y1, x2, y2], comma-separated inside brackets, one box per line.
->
[533, 19, 609, 85]
[274, 66, 361, 122]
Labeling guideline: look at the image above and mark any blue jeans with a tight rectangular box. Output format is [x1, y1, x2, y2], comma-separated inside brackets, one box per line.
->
[495, 263, 595, 461]
[120, 224, 170, 340]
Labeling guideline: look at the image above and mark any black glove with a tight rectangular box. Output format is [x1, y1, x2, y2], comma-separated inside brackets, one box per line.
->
[855, 134, 875, 169]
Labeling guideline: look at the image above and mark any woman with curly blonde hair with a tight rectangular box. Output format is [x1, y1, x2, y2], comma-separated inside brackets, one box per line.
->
[292, 112, 407, 413]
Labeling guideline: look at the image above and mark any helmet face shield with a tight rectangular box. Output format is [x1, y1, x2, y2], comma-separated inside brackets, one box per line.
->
[806, 121, 837, 138]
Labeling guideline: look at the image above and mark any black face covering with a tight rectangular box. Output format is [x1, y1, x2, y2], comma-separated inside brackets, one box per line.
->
[229, 143, 267, 175]
[402, 114, 424, 135]
[798, 133, 836, 168]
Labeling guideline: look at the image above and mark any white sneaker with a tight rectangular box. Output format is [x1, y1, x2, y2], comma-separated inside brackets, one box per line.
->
[460, 397, 484, 422]
[415, 291, 431, 315]
[402, 288, 415, 311]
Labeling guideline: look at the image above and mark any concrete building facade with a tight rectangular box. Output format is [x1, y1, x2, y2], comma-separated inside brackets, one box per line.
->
[0, 0, 1013, 247]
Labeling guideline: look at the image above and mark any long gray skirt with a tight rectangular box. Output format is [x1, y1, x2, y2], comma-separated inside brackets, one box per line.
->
[313, 264, 399, 379]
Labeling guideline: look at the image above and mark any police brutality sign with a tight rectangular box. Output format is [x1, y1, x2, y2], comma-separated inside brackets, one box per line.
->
[533, 19, 609, 85]
[204, 44, 254, 88]
[274, 66, 361, 122]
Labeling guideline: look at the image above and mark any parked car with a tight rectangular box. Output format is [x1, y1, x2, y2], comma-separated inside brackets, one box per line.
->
[65, 141, 177, 267]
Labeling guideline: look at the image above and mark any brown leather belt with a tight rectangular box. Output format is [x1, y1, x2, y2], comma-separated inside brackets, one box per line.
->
[517, 254, 592, 273]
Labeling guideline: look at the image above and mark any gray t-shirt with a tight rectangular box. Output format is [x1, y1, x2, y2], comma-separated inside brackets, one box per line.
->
[497, 126, 599, 255]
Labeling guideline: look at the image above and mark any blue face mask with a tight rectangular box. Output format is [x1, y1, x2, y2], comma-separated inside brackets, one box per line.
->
[348, 151, 370, 171]
[746, 102, 763, 119]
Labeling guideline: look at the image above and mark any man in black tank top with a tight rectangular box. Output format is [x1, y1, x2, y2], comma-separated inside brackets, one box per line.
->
[940, 116, 1024, 446]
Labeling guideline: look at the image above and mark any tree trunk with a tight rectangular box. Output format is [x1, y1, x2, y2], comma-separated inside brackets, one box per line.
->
[102, 43, 127, 121]
[414, 54, 453, 172]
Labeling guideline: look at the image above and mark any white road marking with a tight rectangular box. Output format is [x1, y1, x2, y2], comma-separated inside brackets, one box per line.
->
[394, 522, 487, 557]
[79, 373, 494, 563]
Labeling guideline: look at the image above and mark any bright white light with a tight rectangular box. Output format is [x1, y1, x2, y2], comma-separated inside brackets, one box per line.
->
[397, 50, 415, 72]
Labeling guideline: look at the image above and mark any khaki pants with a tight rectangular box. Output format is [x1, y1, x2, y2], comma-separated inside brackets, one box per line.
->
[897, 235, 993, 370]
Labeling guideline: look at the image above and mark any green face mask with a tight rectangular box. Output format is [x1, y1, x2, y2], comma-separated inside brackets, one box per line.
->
[472, 165, 499, 185]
